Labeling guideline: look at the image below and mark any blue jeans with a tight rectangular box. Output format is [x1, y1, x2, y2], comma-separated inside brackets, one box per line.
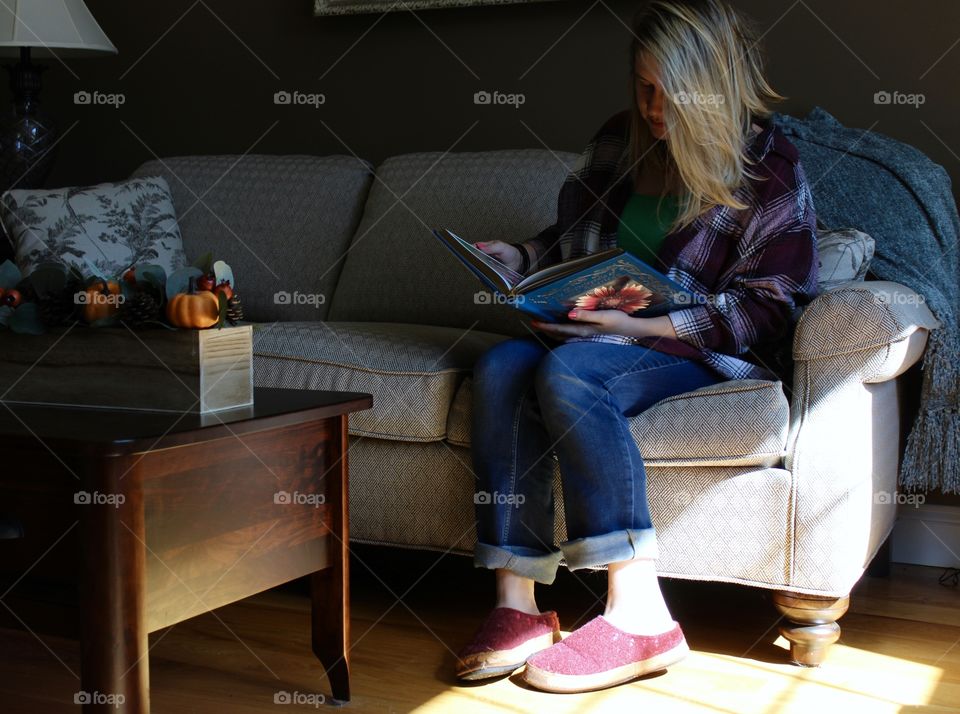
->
[470, 336, 724, 584]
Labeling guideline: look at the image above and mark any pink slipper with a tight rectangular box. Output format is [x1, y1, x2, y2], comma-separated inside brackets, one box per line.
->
[455, 607, 561, 681]
[523, 616, 689, 692]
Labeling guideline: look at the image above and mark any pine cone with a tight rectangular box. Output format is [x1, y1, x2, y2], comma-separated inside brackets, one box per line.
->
[37, 289, 79, 327]
[119, 291, 160, 328]
[225, 292, 244, 325]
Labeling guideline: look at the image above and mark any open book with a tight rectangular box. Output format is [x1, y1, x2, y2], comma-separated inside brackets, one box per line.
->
[432, 228, 697, 322]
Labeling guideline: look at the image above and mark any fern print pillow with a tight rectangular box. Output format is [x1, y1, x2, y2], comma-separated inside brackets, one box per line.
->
[0, 176, 187, 279]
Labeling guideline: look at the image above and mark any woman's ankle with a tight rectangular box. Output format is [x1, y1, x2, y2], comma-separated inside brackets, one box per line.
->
[603, 557, 675, 635]
[495, 569, 540, 615]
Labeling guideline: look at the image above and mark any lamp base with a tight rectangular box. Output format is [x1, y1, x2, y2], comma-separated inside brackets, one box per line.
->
[0, 47, 58, 193]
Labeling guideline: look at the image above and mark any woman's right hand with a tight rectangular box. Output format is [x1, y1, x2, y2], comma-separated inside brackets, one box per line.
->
[474, 240, 523, 272]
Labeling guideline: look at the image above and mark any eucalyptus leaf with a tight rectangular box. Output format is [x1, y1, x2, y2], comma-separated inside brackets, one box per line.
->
[0, 304, 12, 327]
[213, 260, 235, 290]
[0, 260, 21, 290]
[166, 266, 203, 300]
[27, 265, 68, 296]
[193, 252, 214, 274]
[8, 303, 46, 334]
[136, 264, 167, 287]
[217, 290, 229, 329]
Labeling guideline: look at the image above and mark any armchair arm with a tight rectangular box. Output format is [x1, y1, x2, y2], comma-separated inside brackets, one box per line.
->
[793, 281, 939, 382]
[784, 281, 939, 594]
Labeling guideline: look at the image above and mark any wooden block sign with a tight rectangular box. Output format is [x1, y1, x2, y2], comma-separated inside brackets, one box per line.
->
[0, 325, 254, 413]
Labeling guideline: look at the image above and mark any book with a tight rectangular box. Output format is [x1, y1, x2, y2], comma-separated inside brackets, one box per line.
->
[432, 228, 698, 323]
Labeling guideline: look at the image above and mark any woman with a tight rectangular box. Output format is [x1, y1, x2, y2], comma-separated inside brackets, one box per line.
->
[456, 0, 818, 694]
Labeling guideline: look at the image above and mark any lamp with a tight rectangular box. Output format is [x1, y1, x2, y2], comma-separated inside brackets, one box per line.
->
[0, 0, 117, 192]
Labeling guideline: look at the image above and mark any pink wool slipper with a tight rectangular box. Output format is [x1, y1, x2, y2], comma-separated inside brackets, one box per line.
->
[455, 607, 561, 681]
[522, 616, 689, 693]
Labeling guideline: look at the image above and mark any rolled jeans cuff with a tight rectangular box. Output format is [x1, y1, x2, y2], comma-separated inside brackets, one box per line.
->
[561, 528, 658, 571]
[474, 542, 563, 585]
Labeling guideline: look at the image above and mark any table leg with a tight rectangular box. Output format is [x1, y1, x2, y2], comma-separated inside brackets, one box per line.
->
[310, 415, 350, 702]
[79, 454, 149, 713]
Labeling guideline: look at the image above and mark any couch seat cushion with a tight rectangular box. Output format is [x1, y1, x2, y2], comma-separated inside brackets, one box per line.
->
[447, 378, 789, 467]
[253, 321, 507, 442]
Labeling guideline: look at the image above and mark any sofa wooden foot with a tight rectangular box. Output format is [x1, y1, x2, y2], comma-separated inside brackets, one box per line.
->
[772, 591, 849, 667]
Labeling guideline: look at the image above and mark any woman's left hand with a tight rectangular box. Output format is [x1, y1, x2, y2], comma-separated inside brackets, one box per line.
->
[530, 309, 630, 338]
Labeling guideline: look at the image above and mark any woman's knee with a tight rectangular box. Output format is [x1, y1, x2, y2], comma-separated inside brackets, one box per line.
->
[533, 345, 605, 405]
[474, 336, 545, 381]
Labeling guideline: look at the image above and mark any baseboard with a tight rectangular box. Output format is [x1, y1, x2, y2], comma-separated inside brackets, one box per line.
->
[890, 504, 960, 567]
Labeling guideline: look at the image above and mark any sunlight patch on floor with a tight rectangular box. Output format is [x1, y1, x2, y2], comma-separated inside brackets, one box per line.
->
[408, 642, 946, 714]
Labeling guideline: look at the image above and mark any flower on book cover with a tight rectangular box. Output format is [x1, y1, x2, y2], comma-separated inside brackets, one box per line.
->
[574, 275, 653, 314]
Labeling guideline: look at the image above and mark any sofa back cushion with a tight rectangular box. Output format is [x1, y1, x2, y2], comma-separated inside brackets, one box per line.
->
[327, 149, 577, 336]
[131, 155, 372, 322]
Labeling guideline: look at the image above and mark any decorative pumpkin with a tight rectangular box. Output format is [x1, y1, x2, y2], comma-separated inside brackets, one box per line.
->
[213, 280, 233, 301]
[82, 280, 121, 323]
[166, 279, 220, 329]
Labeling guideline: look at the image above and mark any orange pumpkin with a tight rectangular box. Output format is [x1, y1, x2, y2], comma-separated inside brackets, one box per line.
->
[82, 280, 122, 323]
[166, 286, 220, 329]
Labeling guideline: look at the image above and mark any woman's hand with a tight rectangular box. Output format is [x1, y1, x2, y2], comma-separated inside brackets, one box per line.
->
[531, 309, 630, 338]
[531, 310, 679, 340]
[474, 240, 523, 272]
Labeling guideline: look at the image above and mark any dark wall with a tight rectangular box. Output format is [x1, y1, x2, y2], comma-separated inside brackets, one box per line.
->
[9, 0, 960, 203]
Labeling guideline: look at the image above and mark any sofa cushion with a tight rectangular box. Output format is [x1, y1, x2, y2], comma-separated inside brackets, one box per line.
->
[447, 377, 789, 467]
[131, 155, 372, 322]
[327, 149, 578, 337]
[253, 321, 508, 442]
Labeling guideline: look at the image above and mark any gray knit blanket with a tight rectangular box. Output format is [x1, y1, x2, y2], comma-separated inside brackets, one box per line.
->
[773, 107, 959, 494]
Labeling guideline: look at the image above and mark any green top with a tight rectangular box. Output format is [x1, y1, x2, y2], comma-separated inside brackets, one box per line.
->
[616, 193, 681, 262]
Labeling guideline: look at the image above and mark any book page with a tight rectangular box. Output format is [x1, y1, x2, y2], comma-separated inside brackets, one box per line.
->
[445, 230, 525, 289]
[515, 249, 621, 293]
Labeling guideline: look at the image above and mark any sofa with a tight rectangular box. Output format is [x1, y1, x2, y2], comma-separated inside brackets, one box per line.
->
[132, 148, 939, 667]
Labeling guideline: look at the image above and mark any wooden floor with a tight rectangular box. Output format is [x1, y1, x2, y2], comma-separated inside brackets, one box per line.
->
[2, 547, 959, 713]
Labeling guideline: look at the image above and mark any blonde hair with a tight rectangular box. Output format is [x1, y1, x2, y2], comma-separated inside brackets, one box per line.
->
[628, 0, 783, 230]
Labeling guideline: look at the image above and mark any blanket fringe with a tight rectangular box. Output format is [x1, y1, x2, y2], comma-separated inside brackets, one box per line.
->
[899, 327, 960, 494]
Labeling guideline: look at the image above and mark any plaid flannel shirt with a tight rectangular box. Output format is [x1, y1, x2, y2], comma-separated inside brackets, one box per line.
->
[522, 110, 819, 381]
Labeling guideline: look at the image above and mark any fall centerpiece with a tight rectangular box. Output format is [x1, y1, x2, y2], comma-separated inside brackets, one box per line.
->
[0, 254, 253, 414]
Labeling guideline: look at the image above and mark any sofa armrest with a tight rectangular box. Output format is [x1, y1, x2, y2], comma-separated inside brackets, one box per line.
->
[793, 281, 939, 382]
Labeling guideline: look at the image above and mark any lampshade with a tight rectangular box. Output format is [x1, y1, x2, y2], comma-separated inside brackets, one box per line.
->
[0, 0, 117, 58]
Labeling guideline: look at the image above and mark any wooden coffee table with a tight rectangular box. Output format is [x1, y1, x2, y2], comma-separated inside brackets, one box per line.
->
[0, 387, 372, 712]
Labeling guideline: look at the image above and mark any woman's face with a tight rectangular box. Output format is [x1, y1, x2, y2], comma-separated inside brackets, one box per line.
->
[635, 52, 667, 139]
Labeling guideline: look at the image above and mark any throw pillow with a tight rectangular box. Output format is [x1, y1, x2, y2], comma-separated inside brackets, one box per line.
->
[816, 224, 875, 291]
[0, 176, 187, 279]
